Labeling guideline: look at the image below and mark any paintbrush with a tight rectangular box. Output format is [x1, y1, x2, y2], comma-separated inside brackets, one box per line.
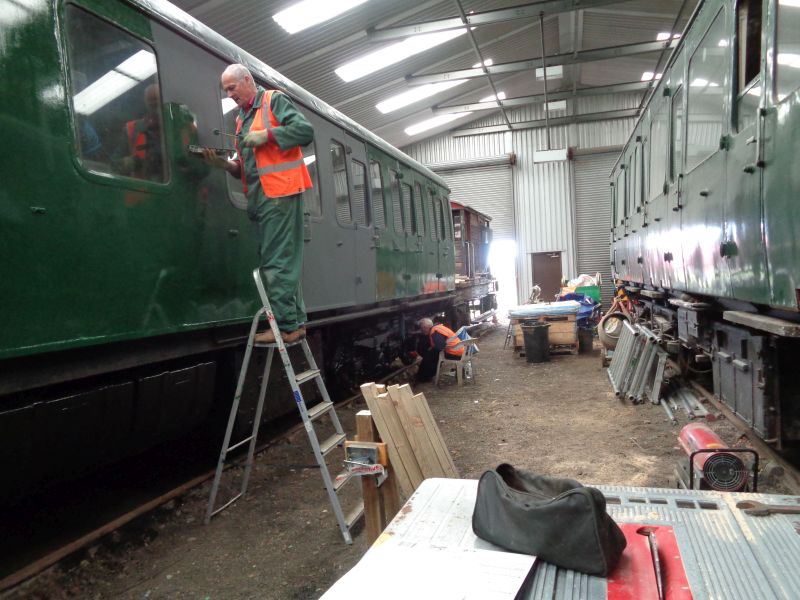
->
[212, 128, 238, 140]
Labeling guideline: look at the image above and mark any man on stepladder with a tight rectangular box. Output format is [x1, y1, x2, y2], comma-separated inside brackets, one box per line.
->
[203, 63, 313, 344]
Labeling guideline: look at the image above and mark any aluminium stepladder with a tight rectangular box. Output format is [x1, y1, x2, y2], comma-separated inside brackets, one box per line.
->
[205, 268, 362, 543]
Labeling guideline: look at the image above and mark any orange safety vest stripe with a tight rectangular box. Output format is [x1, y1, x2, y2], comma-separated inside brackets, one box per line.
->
[126, 120, 146, 159]
[430, 324, 464, 356]
[234, 90, 312, 198]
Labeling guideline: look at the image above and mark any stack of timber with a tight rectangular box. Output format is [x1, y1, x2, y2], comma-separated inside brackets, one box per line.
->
[510, 314, 578, 356]
[359, 383, 459, 500]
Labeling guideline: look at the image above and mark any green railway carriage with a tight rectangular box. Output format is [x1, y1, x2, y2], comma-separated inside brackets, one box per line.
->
[610, 0, 800, 448]
[0, 0, 461, 502]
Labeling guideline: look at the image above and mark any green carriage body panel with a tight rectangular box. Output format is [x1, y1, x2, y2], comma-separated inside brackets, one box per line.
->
[610, 0, 800, 313]
[0, 0, 456, 363]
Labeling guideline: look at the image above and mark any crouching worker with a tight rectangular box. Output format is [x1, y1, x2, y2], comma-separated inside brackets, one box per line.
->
[416, 318, 464, 383]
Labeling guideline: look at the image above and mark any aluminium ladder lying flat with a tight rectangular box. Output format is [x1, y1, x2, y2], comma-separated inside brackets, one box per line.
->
[205, 268, 361, 544]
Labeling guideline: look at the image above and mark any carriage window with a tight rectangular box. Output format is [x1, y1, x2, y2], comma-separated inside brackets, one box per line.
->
[615, 170, 626, 225]
[426, 188, 437, 241]
[351, 159, 368, 227]
[776, 0, 800, 102]
[413, 182, 425, 235]
[671, 86, 684, 178]
[302, 143, 321, 217]
[686, 9, 728, 172]
[440, 197, 450, 240]
[632, 145, 641, 210]
[453, 211, 463, 241]
[65, 5, 166, 182]
[649, 103, 669, 201]
[389, 169, 403, 233]
[401, 183, 414, 235]
[432, 191, 443, 241]
[370, 161, 386, 229]
[737, 0, 762, 93]
[330, 140, 351, 224]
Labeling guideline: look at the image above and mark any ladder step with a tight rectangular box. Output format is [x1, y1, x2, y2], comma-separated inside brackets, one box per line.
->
[345, 500, 364, 529]
[226, 435, 254, 453]
[333, 468, 353, 492]
[295, 368, 321, 385]
[306, 400, 334, 421]
[319, 432, 346, 456]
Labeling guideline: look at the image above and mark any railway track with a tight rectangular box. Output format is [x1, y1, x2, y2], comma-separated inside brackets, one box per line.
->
[0, 361, 420, 593]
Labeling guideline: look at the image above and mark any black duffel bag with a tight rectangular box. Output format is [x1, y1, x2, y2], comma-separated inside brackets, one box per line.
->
[472, 464, 627, 576]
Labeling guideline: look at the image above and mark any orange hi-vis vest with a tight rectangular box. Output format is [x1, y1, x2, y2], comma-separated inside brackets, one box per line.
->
[234, 90, 312, 198]
[430, 324, 464, 357]
[126, 120, 146, 159]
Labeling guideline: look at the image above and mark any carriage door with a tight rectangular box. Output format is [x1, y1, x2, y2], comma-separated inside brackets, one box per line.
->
[726, 0, 768, 302]
[343, 133, 376, 305]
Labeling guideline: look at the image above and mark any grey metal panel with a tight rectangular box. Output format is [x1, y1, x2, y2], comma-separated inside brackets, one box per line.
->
[439, 165, 514, 241]
[513, 126, 574, 304]
[573, 152, 618, 308]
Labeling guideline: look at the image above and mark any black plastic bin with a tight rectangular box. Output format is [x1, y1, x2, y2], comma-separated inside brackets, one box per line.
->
[521, 322, 550, 363]
[578, 327, 594, 353]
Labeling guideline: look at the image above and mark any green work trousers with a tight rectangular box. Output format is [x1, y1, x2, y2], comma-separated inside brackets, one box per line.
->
[255, 193, 306, 332]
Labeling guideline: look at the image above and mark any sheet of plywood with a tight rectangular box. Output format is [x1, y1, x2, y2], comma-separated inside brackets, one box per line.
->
[411, 392, 459, 478]
[360, 383, 422, 498]
[388, 385, 445, 480]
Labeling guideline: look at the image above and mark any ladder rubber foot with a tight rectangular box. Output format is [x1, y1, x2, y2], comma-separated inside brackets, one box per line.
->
[295, 368, 321, 385]
[306, 400, 333, 421]
[320, 432, 347, 456]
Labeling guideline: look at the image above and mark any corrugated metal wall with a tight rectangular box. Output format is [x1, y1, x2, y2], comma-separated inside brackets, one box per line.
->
[440, 166, 514, 241]
[573, 152, 619, 308]
[403, 94, 639, 304]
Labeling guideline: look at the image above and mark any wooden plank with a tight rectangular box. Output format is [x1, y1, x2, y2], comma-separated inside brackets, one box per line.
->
[724, 310, 800, 337]
[388, 385, 446, 479]
[412, 392, 459, 478]
[356, 410, 383, 545]
[360, 383, 422, 498]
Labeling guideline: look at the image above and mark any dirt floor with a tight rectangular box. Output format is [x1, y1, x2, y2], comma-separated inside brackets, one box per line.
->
[4, 324, 789, 600]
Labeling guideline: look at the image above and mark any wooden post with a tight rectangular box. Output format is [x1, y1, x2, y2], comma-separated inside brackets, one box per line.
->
[356, 409, 401, 545]
[356, 410, 383, 545]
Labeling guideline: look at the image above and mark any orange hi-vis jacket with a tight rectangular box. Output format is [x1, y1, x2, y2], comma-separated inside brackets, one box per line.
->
[235, 90, 312, 198]
[430, 324, 464, 357]
[126, 120, 147, 159]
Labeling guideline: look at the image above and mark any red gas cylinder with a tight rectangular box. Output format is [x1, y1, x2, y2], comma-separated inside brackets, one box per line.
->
[678, 423, 748, 491]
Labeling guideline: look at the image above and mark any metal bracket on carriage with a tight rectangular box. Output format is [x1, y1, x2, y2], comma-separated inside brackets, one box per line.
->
[667, 298, 712, 310]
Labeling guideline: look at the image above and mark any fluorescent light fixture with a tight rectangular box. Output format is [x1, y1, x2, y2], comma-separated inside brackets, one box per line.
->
[336, 28, 469, 82]
[221, 97, 238, 114]
[657, 32, 682, 40]
[778, 53, 800, 69]
[535, 65, 562, 80]
[546, 99, 566, 111]
[273, 0, 370, 34]
[718, 39, 729, 47]
[479, 91, 506, 102]
[641, 71, 662, 81]
[73, 50, 157, 115]
[376, 80, 467, 114]
[472, 59, 493, 68]
[405, 112, 472, 136]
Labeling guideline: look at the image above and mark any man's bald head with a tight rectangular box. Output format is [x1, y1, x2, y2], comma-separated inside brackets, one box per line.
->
[221, 63, 257, 109]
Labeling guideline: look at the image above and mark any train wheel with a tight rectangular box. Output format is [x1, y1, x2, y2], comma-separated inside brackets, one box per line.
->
[597, 311, 629, 349]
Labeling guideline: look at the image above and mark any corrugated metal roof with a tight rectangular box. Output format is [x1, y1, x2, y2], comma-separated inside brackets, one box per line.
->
[169, 0, 700, 147]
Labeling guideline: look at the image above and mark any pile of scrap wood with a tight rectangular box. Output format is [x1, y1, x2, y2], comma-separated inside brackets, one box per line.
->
[359, 383, 459, 500]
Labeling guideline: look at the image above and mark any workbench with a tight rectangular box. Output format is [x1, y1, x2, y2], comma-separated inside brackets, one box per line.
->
[323, 478, 800, 599]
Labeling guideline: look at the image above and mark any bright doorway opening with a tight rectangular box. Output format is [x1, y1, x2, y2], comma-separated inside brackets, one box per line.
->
[488, 239, 518, 324]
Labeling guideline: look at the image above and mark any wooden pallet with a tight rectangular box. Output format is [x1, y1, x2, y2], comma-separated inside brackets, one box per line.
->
[511, 314, 578, 352]
[517, 342, 579, 358]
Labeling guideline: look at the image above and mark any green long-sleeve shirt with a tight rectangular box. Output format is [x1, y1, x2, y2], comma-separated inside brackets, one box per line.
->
[236, 87, 313, 208]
